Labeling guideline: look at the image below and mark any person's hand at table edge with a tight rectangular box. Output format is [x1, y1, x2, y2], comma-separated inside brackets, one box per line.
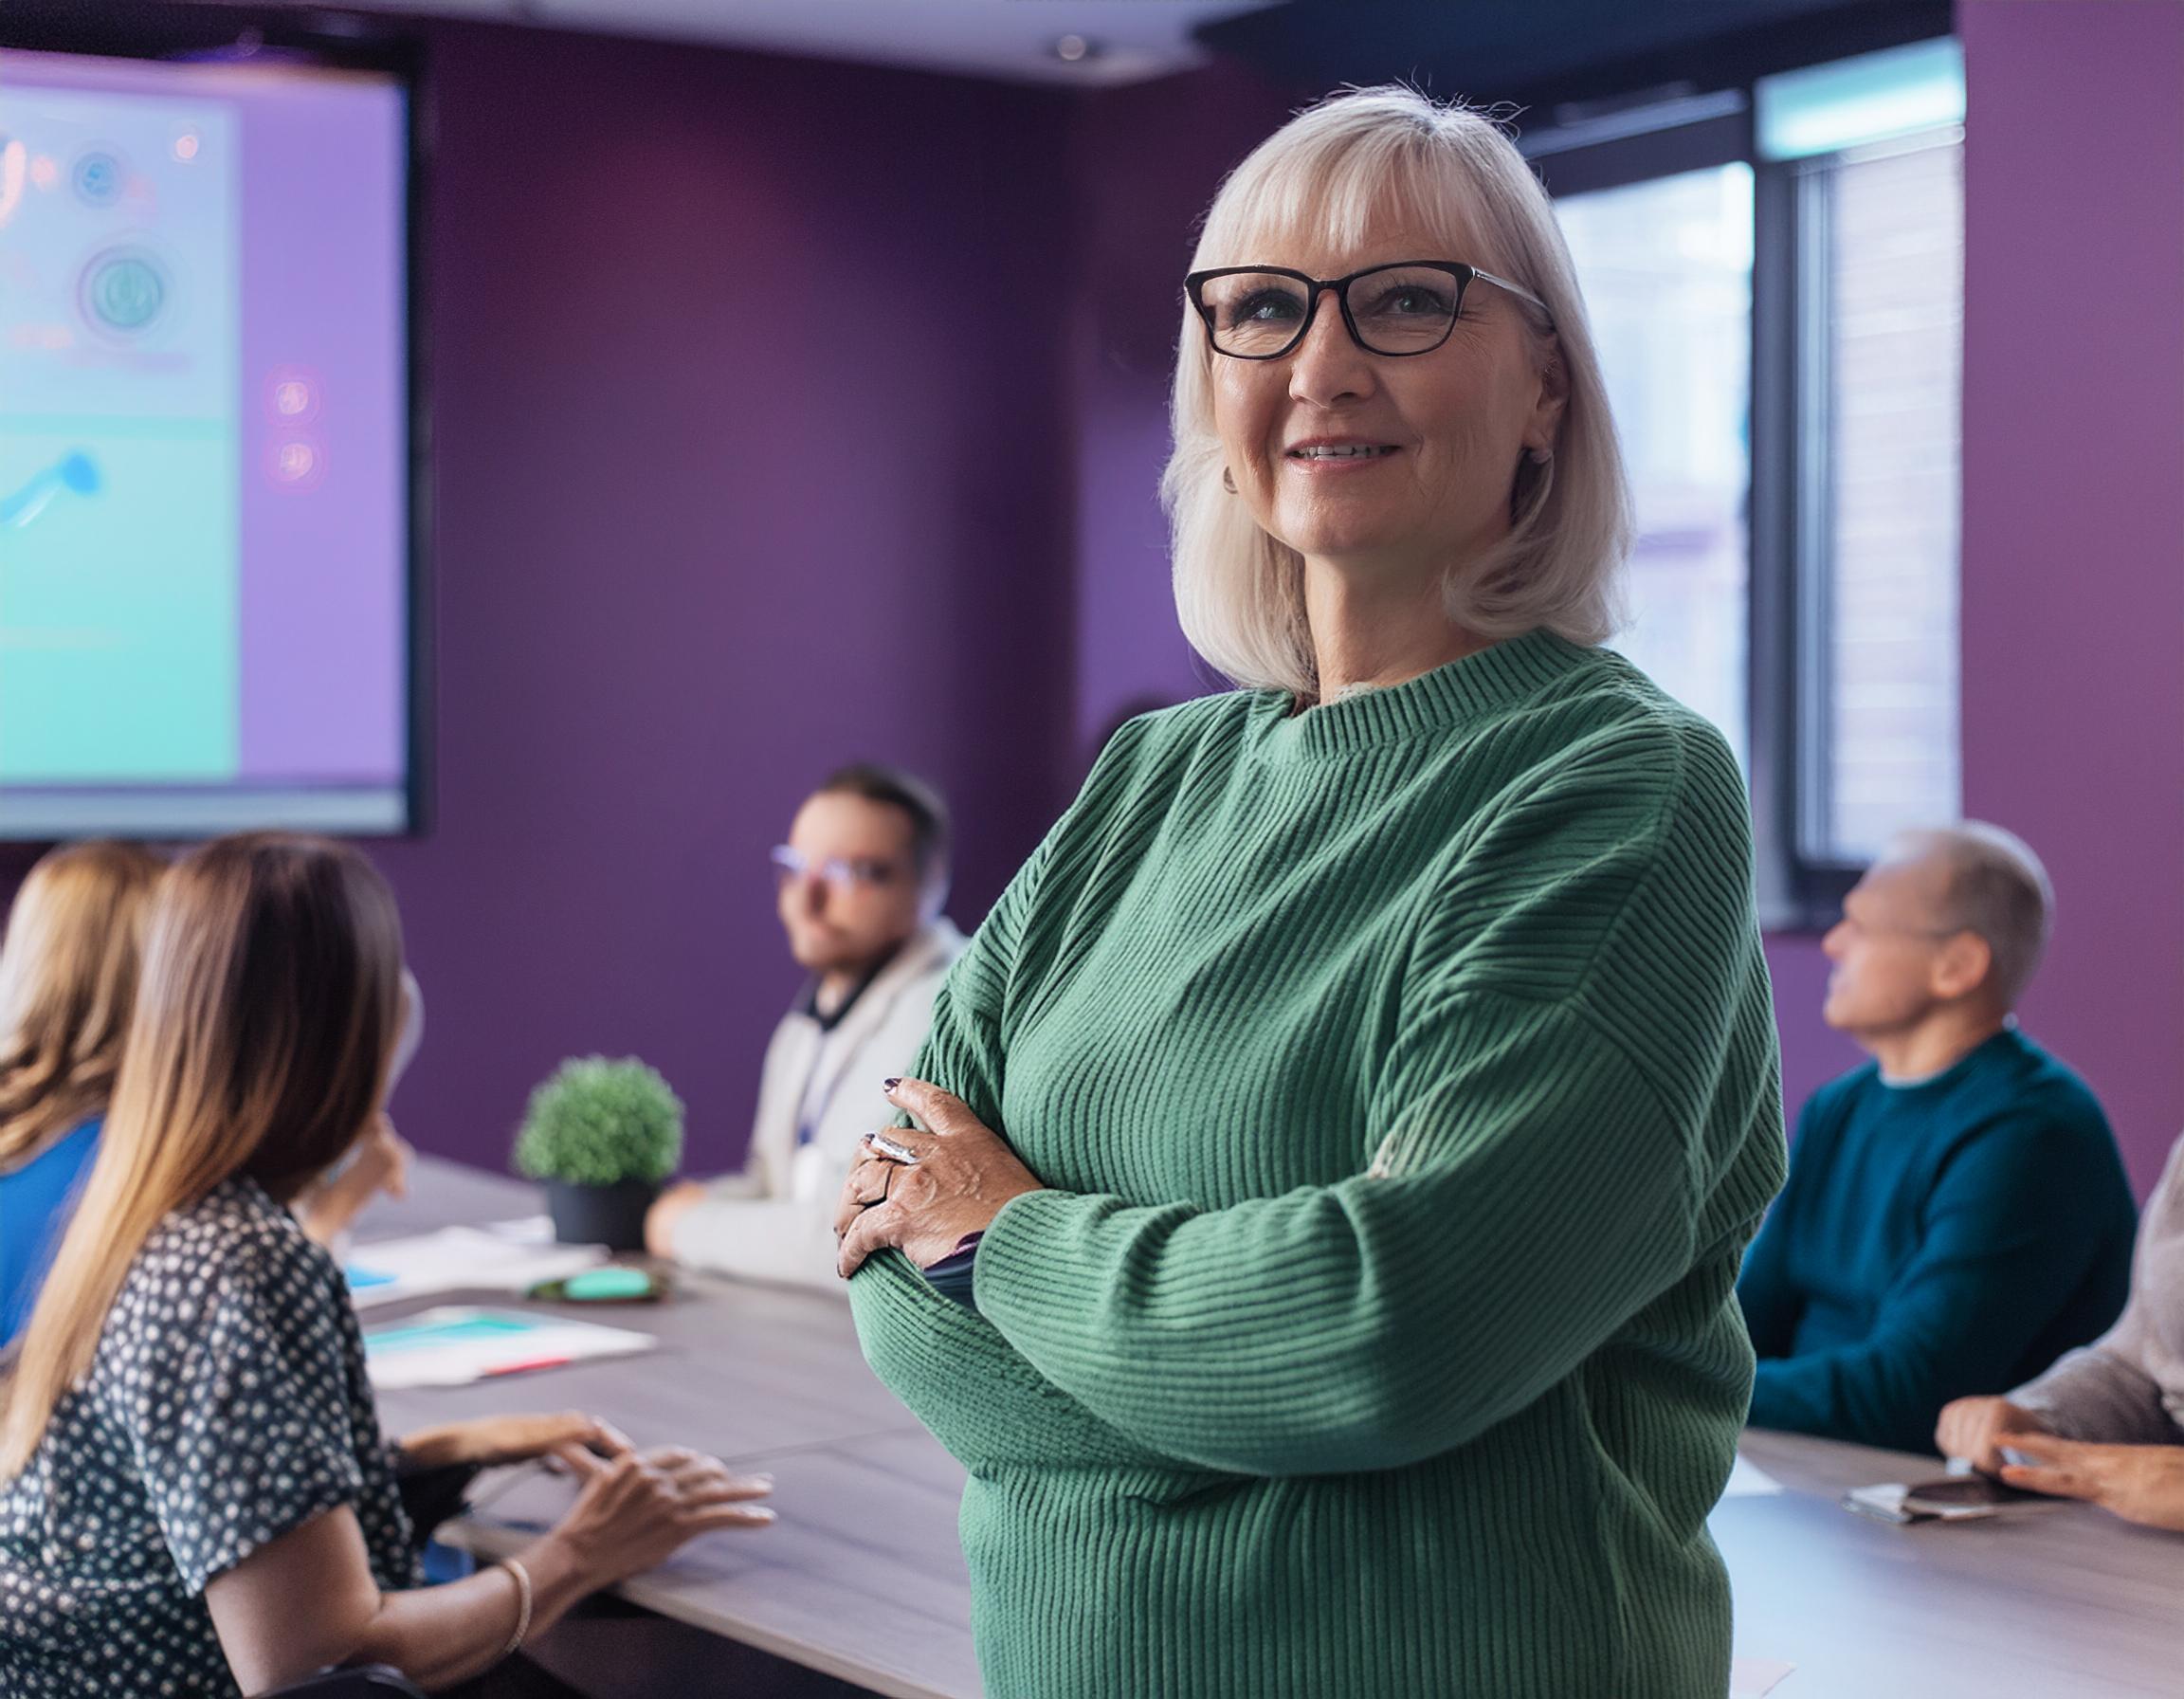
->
[833, 1077, 1045, 1279]
[1935, 1396, 2048, 1475]
[1997, 1432, 2184, 1532]
[646, 1179, 711, 1258]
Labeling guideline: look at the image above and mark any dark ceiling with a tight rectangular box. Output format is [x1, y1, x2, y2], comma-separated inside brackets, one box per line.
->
[1198, 0, 1955, 117]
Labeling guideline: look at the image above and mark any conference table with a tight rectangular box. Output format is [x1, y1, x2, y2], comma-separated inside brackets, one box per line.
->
[362, 1160, 2181, 1698]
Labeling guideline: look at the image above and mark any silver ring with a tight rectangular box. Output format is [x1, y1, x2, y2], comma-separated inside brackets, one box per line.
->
[866, 1132, 919, 1165]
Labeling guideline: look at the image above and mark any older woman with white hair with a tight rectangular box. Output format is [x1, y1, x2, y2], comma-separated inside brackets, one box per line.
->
[833, 85, 1787, 1696]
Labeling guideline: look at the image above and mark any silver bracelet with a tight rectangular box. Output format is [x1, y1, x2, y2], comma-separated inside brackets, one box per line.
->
[495, 1556, 533, 1661]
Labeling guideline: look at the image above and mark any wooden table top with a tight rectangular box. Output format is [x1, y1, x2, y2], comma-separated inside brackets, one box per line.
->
[362, 1160, 2183, 1698]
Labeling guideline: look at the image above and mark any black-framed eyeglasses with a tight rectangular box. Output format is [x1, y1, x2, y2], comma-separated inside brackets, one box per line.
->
[1184, 260, 1556, 360]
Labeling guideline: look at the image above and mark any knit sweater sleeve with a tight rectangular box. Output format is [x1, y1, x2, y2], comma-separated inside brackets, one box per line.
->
[970, 718, 1773, 1477]
[2011, 1340, 2178, 1445]
[1736, 1187, 1800, 1360]
[1737, 1091, 1834, 1357]
[894, 814, 1055, 1148]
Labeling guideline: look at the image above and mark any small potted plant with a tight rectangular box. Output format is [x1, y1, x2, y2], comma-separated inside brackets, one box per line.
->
[513, 1055, 684, 1251]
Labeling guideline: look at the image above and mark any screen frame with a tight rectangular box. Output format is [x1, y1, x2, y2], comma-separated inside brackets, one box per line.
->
[0, 4, 434, 842]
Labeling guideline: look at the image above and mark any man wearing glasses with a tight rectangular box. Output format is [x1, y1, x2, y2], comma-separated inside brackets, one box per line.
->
[1738, 823, 2137, 1452]
[645, 763, 963, 1292]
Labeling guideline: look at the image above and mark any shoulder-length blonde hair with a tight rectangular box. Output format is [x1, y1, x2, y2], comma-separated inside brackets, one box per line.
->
[1, 833, 402, 1477]
[1162, 85, 1632, 697]
[0, 841, 166, 1172]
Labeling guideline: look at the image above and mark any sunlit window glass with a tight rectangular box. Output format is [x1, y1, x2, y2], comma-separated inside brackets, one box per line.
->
[1558, 165, 1756, 769]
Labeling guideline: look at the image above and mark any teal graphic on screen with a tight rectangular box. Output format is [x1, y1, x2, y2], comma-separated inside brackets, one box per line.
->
[0, 82, 241, 782]
[1, 46, 410, 837]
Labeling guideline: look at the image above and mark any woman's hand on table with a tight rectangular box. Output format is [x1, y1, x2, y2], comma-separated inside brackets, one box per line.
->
[397, 1411, 631, 1472]
[206, 1439, 770, 1692]
[1996, 1433, 2184, 1532]
[832, 1077, 1045, 1279]
[544, 1443, 775, 1585]
[1935, 1396, 2047, 1474]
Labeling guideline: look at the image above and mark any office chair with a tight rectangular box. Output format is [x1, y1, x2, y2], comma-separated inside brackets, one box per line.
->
[264, 1666, 428, 1697]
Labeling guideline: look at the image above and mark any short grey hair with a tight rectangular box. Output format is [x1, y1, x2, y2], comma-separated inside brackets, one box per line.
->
[1161, 85, 1632, 697]
[1897, 823, 2055, 1010]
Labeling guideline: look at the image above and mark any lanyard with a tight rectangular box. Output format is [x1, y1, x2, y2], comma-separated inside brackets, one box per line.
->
[790, 938, 921, 1147]
[793, 1011, 878, 1147]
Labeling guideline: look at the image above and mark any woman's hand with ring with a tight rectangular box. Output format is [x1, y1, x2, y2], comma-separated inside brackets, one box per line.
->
[831, 1077, 1045, 1279]
[842, 1153, 898, 1210]
[831, 1148, 901, 1238]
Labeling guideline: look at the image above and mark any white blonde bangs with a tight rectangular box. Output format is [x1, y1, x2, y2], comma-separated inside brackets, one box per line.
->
[1162, 86, 1634, 697]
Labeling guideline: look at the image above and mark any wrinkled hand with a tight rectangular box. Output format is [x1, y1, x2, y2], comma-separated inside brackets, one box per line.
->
[832, 1078, 1044, 1279]
[398, 1411, 631, 1473]
[1998, 1433, 2184, 1532]
[1935, 1396, 2047, 1475]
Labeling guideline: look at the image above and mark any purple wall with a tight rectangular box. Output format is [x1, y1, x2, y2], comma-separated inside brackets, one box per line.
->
[0, 17, 1082, 1178]
[5, 6, 2177, 1197]
[1060, 9, 2184, 1193]
[1783, 0, 2184, 1196]
[1949, 0, 2184, 1194]
[1690, 3, 2184, 1188]
[1065, 68, 1293, 761]
[364, 26, 1077, 1172]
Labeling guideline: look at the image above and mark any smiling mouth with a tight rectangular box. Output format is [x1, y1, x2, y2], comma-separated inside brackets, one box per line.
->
[1286, 444, 1398, 460]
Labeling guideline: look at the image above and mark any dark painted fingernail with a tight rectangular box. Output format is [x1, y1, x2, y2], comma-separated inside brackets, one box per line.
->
[883, 1077, 901, 1091]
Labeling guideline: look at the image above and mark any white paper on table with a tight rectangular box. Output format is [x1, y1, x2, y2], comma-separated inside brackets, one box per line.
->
[344, 1223, 606, 1308]
[365, 1305, 656, 1389]
[1731, 1655, 1795, 1696]
[482, 1215, 555, 1245]
[1722, 1452, 1785, 1497]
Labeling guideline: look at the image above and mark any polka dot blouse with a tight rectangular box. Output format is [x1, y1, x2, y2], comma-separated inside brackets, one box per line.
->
[1, 1178, 419, 1695]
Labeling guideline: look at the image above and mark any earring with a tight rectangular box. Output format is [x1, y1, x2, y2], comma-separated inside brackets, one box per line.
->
[1221, 466, 1237, 494]
[1526, 446, 1554, 466]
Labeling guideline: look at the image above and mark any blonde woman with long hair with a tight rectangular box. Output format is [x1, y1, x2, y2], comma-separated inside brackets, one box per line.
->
[0, 835, 773, 1695]
[1, 843, 410, 1353]
[0, 839, 164, 1348]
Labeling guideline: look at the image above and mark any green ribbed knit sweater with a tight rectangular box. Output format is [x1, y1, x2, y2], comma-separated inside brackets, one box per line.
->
[849, 630, 1787, 1698]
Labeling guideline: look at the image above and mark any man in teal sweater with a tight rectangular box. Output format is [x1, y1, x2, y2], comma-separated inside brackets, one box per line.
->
[1739, 825, 2137, 1454]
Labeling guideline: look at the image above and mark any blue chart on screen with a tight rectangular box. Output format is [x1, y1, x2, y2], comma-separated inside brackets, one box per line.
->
[0, 452, 102, 530]
[0, 83, 238, 784]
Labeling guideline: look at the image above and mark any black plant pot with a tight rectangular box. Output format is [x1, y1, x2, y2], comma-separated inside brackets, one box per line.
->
[542, 1178, 658, 1251]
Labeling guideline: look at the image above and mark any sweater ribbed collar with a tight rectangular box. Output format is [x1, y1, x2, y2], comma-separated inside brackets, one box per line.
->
[1255, 627, 1592, 761]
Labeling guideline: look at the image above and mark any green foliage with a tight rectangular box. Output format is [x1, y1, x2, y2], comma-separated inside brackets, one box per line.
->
[512, 1055, 684, 1187]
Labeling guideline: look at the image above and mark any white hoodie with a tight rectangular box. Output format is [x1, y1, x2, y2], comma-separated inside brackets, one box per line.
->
[666, 919, 966, 1294]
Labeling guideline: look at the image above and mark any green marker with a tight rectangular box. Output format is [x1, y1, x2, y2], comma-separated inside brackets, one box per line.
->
[527, 1267, 665, 1304]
